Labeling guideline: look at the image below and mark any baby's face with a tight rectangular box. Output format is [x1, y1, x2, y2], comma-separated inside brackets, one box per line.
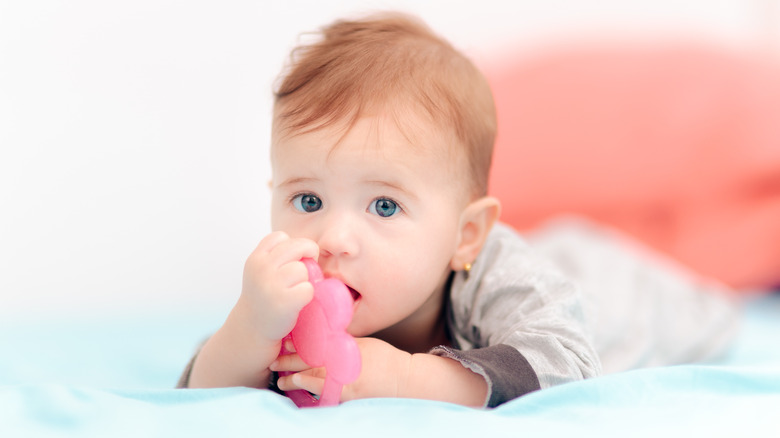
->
[270, 115, 470, 337]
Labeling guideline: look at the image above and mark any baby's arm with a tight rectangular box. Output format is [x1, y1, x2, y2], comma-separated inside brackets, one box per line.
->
[274, 337, 488, 406]
[403, 350, 488, 406]
[185, 232, 319, 389]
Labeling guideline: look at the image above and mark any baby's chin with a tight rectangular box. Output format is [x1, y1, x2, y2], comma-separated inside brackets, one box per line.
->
[345, 292, 396, 338]
[346, 320, 366, 337]
[346, 317, 376, 338]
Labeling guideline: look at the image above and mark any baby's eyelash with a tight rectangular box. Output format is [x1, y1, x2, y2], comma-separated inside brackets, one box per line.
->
[287, 191, 316, 204]
[381, 197, 404, 212]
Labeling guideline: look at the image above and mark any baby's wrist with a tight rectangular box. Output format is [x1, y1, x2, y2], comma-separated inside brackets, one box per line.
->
[395, 351, 416, 399]
[238, 292, 296, 337]
[400, 353, 488, 406]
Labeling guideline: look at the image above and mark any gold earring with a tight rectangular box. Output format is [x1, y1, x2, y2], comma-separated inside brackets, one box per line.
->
[463, 262, 472, 273]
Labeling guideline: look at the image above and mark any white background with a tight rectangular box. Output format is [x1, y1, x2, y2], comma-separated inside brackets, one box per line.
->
[1, 0, 777, 319]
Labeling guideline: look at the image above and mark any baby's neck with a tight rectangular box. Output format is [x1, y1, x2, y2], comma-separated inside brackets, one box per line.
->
[372, 303, 451, 354]
[375, 322, 450, 354]
[372, 273, 453, 353]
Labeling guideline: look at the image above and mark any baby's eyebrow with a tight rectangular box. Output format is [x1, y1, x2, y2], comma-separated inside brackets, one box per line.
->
[276, 177, 318, 188]
[364, 180, 418, 201]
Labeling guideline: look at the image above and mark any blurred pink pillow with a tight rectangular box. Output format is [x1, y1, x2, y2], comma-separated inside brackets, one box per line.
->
[486, 45, 780, 289]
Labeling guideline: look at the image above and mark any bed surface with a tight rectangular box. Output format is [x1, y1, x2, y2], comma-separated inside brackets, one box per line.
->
[2, 292, 779, 437]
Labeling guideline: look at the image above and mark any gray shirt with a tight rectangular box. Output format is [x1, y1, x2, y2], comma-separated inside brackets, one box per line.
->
[431, 223, 601, 407]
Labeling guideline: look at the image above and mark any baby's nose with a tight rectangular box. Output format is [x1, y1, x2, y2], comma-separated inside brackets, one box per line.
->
[317, 214, 359, 257]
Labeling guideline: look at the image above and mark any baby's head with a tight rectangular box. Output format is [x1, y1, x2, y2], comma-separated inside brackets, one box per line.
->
[269, 13, 500, 339]
[272, 12, 496, 199]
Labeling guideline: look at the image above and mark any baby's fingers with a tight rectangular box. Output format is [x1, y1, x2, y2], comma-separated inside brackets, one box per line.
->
[270, 353, 309, 373]
[277, 371, 325, 395]
[285, 281, 315, 311]
[276, 261, 311, 289]
[267, 236, 319, 268]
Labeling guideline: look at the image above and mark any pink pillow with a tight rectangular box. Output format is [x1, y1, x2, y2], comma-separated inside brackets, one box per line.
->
[486, 45, 780, 289]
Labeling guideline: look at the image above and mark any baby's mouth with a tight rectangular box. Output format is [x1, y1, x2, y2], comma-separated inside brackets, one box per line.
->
[347, 285, 361, 302]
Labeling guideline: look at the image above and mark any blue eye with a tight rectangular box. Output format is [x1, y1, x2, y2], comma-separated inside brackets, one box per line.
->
[292, 193, 322, 213]
[369, 198, 399, 218]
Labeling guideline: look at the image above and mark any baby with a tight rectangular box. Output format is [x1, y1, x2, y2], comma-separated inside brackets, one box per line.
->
[178, 12, 736, 408]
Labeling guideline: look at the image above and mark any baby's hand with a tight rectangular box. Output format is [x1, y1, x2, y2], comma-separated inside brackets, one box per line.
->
[274, 337, 412, 401]
[238, 231, 319, 342]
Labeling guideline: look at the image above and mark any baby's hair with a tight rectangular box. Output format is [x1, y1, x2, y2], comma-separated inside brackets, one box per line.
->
[273, 12, 496, 198]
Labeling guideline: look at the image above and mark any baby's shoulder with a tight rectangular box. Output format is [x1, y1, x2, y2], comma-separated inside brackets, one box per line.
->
[479, 222, 540, 270]
[458, 222, 574, 297]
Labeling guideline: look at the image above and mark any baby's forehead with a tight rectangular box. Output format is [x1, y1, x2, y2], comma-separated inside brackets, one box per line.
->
[273, 114, 473, 195]
[273, 109, 465, 167]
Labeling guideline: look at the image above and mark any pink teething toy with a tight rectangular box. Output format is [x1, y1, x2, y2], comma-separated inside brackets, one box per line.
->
[278, 258, 361, 407]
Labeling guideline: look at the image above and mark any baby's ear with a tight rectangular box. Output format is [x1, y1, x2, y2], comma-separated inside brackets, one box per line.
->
[450, 196, 501, 272]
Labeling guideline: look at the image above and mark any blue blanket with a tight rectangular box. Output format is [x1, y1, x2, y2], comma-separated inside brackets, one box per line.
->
[3, 294, 780, 437]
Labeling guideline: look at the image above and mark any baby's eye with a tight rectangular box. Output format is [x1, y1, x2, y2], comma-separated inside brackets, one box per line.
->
[369, 198, 399, 218]
[292, 193, 322, 213]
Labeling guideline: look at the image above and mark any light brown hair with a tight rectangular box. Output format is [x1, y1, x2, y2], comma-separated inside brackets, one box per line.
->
[273, 12, 496, 197]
